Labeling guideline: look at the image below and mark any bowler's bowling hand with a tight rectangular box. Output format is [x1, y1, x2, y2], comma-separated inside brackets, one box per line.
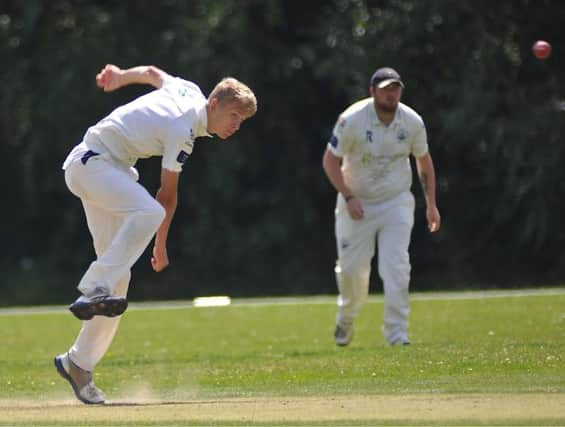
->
[151, 245, 169, 272]
[96, 64, 122, 92]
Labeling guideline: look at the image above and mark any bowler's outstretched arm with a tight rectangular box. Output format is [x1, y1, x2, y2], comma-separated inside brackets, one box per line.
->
[95, 64, 171, 92]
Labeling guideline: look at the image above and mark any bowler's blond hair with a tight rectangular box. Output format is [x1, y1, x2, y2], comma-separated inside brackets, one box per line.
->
[209, 77, 257, 117]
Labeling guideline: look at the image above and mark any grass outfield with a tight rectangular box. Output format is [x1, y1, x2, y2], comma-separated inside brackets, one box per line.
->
[0, 288, 564, 426]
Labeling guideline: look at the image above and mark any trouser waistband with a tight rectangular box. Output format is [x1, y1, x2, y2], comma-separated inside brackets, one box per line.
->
[81, 150, 99, 165]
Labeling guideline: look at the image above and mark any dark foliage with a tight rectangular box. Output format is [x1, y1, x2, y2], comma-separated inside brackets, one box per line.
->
[1, 0, 564, 305]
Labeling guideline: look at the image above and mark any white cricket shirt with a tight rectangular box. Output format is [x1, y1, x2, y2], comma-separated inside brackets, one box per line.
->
[328, 98, 428, 203]
[64, 75, 211, 172]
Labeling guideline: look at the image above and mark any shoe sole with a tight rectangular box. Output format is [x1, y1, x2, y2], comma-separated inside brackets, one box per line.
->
[53, 356, 104, 404]
[69, 297, 128, 321]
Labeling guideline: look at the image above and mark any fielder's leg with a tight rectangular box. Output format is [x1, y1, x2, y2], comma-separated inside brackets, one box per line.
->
[377, 192, 414, 345]
[334, 196, 377, 345]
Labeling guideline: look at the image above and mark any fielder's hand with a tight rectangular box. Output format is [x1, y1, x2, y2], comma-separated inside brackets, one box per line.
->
[427, 205, 441, 233]
[346, 196, 364, 220]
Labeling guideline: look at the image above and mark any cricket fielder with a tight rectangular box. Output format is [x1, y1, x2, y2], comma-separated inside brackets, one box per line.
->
[322, 67, 440, 347]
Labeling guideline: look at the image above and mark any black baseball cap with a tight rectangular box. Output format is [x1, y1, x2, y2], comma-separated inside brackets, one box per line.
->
[370, 67, 404, 89]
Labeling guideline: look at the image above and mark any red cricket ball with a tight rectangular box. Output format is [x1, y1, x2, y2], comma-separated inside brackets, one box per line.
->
[532, 40, 551, 60]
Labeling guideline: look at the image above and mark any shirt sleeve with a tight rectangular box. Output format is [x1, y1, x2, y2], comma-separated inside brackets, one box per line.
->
[161, 74, 188, 88]
[411, 122, 429, 158]
[162, 140, 193, 172]
[327, 114, 352, 157]
[160, 73, 178, 89]
[161, 120, 194, 172]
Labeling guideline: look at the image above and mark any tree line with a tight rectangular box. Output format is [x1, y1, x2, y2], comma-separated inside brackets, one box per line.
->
[1, 0, 564, 305]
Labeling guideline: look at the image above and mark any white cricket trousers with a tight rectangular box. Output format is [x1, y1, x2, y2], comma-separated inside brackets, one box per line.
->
[63, 151, 165, 370]
[334, 191, 414, 344]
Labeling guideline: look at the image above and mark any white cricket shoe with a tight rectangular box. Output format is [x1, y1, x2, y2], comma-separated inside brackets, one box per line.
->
[334, 323, 354, 346]
[54, 353, 105, 404]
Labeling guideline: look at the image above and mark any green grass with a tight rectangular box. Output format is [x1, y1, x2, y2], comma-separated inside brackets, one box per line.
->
[1, 291, 564, 399]
[0, 290, 564, 425]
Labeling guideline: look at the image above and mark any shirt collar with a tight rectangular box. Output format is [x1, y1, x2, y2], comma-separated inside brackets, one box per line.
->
[370, 101, 401, 127]
[195, 101, 212, 138]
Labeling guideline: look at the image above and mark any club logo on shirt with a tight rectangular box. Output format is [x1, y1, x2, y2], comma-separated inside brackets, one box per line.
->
[177, 150, 190, 164]
[397, 129, 408, 142]
[178, 87, 188, 97]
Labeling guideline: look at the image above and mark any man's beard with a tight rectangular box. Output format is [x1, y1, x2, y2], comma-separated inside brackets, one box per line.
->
[376, 100, 398, 113]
